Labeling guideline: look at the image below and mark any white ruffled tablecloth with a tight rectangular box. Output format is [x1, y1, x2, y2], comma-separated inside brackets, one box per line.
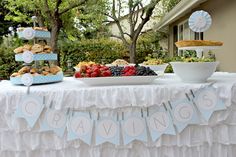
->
[0, 72, 236, 157]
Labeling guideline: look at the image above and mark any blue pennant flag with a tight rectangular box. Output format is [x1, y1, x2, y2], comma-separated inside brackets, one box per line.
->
[193, 87, 226, 121]
[122, 111, 147, 145]
[168, 98, 199, 133]
[67, 112, 93, 145]
[14, 94, 44, 128]
[147, 106, 176, 142]
[40, 108, 67, 137]
[95, 116, 120, 145]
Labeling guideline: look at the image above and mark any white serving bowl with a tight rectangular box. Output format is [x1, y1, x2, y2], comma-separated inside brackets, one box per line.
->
[140, 63, 169, 73]
[170, 62, 219, 83]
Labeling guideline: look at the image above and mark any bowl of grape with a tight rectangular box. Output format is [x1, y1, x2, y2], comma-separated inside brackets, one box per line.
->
[140, 58, 168, 74]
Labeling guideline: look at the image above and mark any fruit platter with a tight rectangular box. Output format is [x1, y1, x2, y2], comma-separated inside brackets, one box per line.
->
[74, 63, 159, 86]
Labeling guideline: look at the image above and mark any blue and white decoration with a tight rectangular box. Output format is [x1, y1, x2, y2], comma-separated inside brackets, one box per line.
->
[15, 53, 58, 61]
[17, 27, 51, 39]
[67, 112, 93, 145]
[96, 117, 120, 145]
[14, 86, 227, 146]
[10, 72, 64, 85]
[14, 94, 44, 128]
[169, 99, 199, 133]
[193, 87, 226, 121]
[147, 106, 176, 142]
[40, 109, 67, 137]
[122, 113, 147, 145]
[22, 51, 34, 63]
[189, 10, 212, 33]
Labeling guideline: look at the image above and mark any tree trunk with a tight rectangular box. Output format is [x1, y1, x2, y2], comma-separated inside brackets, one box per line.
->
[129, 41, 136, 63]
[50, 25, 59, 52]
[50, 19, 61, 65]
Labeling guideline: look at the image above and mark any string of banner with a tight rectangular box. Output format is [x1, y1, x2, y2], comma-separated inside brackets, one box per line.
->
[14, 83, 226, 146]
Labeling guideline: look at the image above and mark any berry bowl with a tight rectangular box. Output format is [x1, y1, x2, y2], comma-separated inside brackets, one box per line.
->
[170, 62, 219, 83]
[139, 63, 168, 74]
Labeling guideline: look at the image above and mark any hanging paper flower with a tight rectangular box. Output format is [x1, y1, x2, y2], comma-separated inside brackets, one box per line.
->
[189, 10, 212, 33]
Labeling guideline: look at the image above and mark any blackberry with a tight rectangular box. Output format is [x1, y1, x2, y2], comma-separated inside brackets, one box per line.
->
[135, 66, 157, 76]
[109, 66, 124, 76]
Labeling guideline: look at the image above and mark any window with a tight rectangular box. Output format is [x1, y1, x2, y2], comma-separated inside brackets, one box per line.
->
[174, 19, 204, 56]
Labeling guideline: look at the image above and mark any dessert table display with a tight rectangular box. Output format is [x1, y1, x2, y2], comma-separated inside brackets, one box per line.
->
[0, 72, 236, 157]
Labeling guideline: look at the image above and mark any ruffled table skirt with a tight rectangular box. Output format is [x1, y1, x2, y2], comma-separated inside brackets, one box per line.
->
[0, 73, 236, 157]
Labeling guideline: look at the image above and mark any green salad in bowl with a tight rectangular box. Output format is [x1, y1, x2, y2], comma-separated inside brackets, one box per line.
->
[170, 56, 218, 83]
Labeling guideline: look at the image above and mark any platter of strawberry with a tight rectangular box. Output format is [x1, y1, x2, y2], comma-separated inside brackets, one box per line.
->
[74, 64, 159, 86]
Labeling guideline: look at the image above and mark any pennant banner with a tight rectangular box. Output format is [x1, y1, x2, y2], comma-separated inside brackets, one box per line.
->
[14, 94, 44, 128]
[193, 87, 226, 121]
[96, 117, 120, 145]
[67, 112, 93, 145]
[13, 86, 227, 146]
[147, 106, 176, 142]
[169, 98, 199, 133]
[40, 109, 67, 137]
[122, 113, 147, 145]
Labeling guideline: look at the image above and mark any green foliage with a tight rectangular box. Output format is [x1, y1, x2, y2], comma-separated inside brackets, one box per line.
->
[74, 0, 108, 39]
[59, 30, 169, 71]
[4, 0, 108, 40]
[136, 31, 169, 62]
[161, 0, 181, 12]
[59, 38, 127, 71]
[0, 46, 21, 80]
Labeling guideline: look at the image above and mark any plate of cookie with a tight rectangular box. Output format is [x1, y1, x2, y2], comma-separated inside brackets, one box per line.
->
[14, 44, 57, 61]
[10, 66, 63, 85]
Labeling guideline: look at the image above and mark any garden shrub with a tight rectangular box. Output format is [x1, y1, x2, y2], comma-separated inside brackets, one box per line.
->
[59, 38, 127, 71]
[0, 46, 21, 80]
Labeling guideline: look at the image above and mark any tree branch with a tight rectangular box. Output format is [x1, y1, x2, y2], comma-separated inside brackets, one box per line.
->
[134, 0, 160, 41]
[56, 0, 62, 10]
[139, 2, 145, 20]
[102, 20, 115, 23]
[106, 0, 129, 47]
[110, 34, 129, 48]
[59, 0, 87, 15]
[104, 13, 116, 20]
[118, 0, 121, 18]
[132, 4, 140, 30]
[124, 32, 131, 38]
[128, 0, 134, 37]
[44, 0, 52, 18]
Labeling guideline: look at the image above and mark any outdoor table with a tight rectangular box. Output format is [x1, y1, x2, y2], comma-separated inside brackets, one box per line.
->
[0, 72, 236, 157]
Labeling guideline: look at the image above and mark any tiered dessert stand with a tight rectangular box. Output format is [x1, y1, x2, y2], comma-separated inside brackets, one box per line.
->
[10, 18, 63, 85]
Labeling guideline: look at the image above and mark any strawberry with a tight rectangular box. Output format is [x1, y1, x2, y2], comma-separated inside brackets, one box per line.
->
[101, 70, 112, 77]
[86, 69, 92, 74]
[74, 72, 82, 78]
[93, 67, 100, 74]
[91, 71, 99, 77]
[85, 73, 91, 77]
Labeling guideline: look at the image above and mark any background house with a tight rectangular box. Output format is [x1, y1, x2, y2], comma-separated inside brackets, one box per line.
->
[156, 0, 236, 72]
